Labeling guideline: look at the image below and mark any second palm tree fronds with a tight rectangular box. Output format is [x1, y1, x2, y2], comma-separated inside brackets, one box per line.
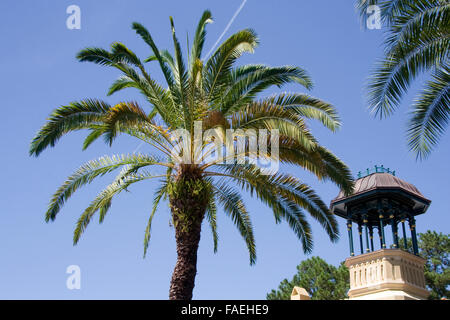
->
[357, 0, 449, 159]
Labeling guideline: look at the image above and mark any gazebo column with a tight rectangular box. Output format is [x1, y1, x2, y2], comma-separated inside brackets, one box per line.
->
[390, 214, 399, 248]
[363, 215, 370, 253]
[408, 216, 419, 255]
[401, 219, 408, 249]
[377, 226, 383, 249]
[347, 219, 355, 257]
[358, 223, 364, 254]
[369, 226, 374, 252]
[379, 213, 386, 249]
[393, 222, 399, 248]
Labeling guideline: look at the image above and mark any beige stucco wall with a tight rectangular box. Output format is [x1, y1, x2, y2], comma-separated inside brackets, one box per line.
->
[290, 249, 429, 300]
[345, 249, 429, 300]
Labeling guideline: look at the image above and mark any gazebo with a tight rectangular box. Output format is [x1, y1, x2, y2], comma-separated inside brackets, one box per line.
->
[329, 166, 431, 300]
[330, 165, 431, 256]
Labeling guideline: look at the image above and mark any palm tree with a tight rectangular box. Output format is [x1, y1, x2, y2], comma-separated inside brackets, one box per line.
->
[30, 10, 353, 300]
[356, 0, 449, 159]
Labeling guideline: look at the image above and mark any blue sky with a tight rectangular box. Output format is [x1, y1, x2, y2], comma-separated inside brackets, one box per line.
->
[0, 0, 448, 299]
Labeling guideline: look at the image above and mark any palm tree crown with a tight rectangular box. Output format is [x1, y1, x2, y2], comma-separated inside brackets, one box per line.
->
[357, 0, 449, 159]
[30, 10, 353, 299]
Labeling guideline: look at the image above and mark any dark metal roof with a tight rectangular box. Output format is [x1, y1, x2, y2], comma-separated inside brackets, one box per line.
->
[333, 172, 429, 203]
[330, 172, 431, 217]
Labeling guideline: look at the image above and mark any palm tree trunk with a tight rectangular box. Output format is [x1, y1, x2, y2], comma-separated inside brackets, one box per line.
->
[169, 209, 203, 300]
[168, 169, 207, 300]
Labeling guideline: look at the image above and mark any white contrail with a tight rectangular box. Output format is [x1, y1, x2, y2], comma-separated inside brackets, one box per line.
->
[133, 141, 144, 154]
[133, 0, 248, 155]
[203, 0, 248, 60]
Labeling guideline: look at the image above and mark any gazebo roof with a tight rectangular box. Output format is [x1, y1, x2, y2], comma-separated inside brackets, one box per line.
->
[330, 172, 431, 218]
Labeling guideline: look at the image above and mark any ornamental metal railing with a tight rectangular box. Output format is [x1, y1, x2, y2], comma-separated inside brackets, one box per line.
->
[357, 165, 396, 179]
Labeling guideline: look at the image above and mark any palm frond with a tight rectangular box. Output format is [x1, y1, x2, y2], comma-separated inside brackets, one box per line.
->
[384, 1, 449, 54]
[143, 182, 168, 257]
[168, 17, 190, 130]
[29, 99, 111, 156]
[230, 99, 319, 151]
[73, 170, 161, 244]
[76, 47, 116, 66]
[82, 125, 107, 150]
[222, 164, 340, 243]
[219, 67, 313, 115]
[367, 32, 449, 118]
[45, 154, 161, 222]
[190, 10, 213, 71]
[107, 75, 140, 96]
[407, 65, 450, 159]
[214, 183, 256, 264]
[132, 22, 175, 89]
[110, 42, 142, 67]
[248, 93, 340, 131]
[210, 164, 339, 252]
[205, 182, 219, 253]
[358, 0, 450, 158]
[102, 101, 153, 145]
[204, 29, 259, 101]
[267, 136, 354, 195]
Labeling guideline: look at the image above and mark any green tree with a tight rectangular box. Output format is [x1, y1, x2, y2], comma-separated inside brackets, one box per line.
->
[267, 257, 349, 300]
[397, 230, 450, 299]
[356, 0, 450, 159]
[30, 10, 353, 300]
